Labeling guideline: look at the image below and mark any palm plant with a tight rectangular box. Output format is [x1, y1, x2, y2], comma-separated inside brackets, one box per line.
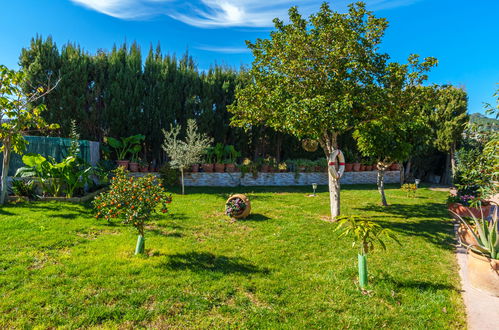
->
[335, 216, 400, 289]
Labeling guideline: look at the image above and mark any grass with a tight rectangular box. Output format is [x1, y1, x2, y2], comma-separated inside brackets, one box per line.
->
[0, 184, 465, 328]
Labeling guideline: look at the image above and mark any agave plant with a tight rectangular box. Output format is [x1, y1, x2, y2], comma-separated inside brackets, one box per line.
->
[451, 203, 498, 260]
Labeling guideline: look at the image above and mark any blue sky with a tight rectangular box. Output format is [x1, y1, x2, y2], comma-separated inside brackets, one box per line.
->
[1, 0, 498, 115]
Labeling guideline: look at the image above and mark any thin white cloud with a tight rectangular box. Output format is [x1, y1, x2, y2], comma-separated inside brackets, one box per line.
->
[196, 45, 250, 53]
[69, 0, 421, 27]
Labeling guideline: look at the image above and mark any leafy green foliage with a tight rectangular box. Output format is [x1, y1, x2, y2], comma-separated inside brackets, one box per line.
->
[452, 206, 499, 259]
[159, 163, 180, 188]
[9, 179, 37, 200]
[105, 134, 145, 161]
[93, 167, 172, 238]
[15, 153, 93, 198]
[0, 64, 59, 203]
[335, 216, 400, 255]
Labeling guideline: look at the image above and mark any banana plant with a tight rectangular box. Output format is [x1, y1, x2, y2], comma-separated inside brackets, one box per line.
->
[105, 134, 145, 161]
[335, 216, 400, 289]
[16, 154, 64, 196]
[451, 204, 498, 260]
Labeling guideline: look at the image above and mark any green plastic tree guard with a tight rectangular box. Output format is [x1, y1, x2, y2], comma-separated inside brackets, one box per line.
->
[358, 254, 368, 289]
[135, 235, 145, 255]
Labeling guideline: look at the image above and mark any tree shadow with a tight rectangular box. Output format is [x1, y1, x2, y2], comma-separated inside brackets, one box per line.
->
[354, 202, 448, 219]
[371, 219, 455, 251]
[161, 251, 269, 275]
[377, 272, 458, 291]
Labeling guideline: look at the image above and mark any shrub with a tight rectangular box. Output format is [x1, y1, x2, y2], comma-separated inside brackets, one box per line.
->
[93, 167, 172, 254]
[10, 179, 37, 200]
[159, 163, 180, 188]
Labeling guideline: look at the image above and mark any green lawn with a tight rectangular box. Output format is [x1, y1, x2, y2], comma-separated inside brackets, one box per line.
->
[0, 184, 465, 328]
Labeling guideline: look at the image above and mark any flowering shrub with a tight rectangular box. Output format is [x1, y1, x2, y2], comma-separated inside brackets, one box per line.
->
[225, 197, 246, 218]
[93, 167, 172, 238]
[401, 183, 417, 198]
[447, 194, 482, 207]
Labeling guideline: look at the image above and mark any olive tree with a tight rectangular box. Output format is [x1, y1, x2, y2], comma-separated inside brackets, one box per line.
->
[229, 2, 420, 219]
[0, 65, 59, 204]
[162, 119, 212, 194]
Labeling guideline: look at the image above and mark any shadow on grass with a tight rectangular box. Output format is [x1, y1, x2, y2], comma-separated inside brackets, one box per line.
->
[239, 213, 270, 222]
[148, 228, 183, 238]
[161, 252, 269, 275]
[377, 272, 458, 291]
[354, 202, 448, 219]
[373, 219, 454, 251]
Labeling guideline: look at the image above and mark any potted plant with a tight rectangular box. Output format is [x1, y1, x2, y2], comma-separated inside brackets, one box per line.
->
[191, 163, 200, 172]
[93, 167, 172, 254]
[225, 194, 251, 221]
[224, 145, 240, 173]
[390, 163, 400, 170]
[105, 134, 145, 169]
[335, 216, 400, 289]
[451, 206, 499, 296]
[129, 149, 141, 172]
[447, 194, 492, 219]
[202, 147, 215, 173]
[278, 162, 288, 172]
[352, 155, 361, 172]
[213, 143, 225, 173]
[343, 149, 354, 172]
[139, 160, 149, 173]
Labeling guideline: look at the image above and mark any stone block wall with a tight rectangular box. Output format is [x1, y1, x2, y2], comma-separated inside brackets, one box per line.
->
[181, 171, 400, 187]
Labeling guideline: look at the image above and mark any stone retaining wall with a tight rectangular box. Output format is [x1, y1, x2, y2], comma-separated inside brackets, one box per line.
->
[181, 171, 400, 187]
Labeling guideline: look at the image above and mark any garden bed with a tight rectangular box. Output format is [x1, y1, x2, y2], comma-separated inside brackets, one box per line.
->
[8, 187, 107, 203]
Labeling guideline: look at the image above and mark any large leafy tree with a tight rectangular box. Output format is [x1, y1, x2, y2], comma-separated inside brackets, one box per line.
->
[353, 60, 437, 206]
[431, 85, 468, 184]
[0, 65, 59, 204]
[229, 2, 419, 218]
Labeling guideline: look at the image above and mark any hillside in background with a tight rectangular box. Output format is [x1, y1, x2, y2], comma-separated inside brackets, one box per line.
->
[469, 113, 499, 131]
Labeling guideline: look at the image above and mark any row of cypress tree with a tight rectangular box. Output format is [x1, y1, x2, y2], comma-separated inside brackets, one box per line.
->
[19, 36, 312, 164]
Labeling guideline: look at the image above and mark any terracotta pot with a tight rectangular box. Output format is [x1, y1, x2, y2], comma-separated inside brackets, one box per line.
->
[214, 163, 225, 173]
[191, 164, 200, 172]
[298, 166, 306, 172]
[390, 163, 400, 170]
[457, 223, 478, 247]
[352, 163, 361, 172]
[226, 194, 251, 220]
[448, 203, 492, 219]
[261, 164, 270, 173]
[202, 164, 214, 173]
[314, 166, 322, 172]
[365, 165, 372, 171]
[468, 250, 499, 297]
[360, 164, 366, 171]
[225, 163, 236, 173]
[116, 160, 129, 169]
[139, 165, 149, 173]
[129, 162, 139, 172]
[345, 163, 353, 172]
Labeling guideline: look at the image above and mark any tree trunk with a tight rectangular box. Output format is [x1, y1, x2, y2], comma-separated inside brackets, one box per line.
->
[377, 165, 388, 206]
[0, 140, 11, 205]
[450, 145, 456, 183]
[404, 158, 412, 180]
[399, 163, 405, 185]
[442, 153, 451, 185]
[328, 168, 341, 219]
[180, 168, 185, 195]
